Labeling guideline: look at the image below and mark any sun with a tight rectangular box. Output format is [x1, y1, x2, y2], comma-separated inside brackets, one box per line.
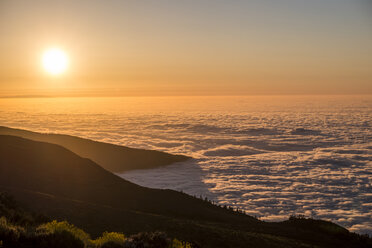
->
[42, 48, 68, 75]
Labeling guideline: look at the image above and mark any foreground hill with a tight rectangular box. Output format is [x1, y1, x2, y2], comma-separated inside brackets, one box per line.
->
[0, 192, 191, 248]
[0, 126, 189, 172]
[0, 135, 370, 248]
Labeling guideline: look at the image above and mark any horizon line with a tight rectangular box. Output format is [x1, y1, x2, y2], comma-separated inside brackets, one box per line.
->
[1, 93, 372, 99]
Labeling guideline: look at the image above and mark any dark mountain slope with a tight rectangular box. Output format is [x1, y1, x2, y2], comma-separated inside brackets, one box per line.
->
[0, 126, 189, 172]
[0, 135, 370, 248]
[0, 135, 250, 223]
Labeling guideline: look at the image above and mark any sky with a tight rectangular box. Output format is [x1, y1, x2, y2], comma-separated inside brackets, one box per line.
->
[0, 0, 371, 96]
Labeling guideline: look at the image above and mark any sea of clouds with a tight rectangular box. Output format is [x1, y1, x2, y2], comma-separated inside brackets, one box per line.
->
[0, 96, 371, 234]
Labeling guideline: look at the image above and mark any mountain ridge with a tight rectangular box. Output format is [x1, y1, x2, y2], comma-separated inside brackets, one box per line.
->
[0, 126, 189, 173]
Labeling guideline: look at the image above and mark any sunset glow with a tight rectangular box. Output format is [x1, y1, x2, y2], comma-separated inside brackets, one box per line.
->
[0, 1, 371, 245]
[42, 48, 68, 75]
[1, 1, 371, 96]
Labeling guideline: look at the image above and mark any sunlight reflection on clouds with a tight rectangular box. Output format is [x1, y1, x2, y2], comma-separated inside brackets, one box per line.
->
[0, 96, 371, 234]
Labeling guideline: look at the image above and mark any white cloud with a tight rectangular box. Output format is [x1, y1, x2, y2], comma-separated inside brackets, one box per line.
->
[1, 96, 371, 234]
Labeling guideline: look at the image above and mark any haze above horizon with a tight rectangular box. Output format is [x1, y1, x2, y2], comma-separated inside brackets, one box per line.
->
[0, 0, 371, 96]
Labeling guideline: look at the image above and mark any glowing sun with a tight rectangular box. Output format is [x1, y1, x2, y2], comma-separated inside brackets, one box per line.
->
[42, 48, 68, 75]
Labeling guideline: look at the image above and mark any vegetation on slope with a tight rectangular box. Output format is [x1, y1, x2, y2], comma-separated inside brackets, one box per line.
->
[0, 192, 192, 248]
[0, 126, 189, 172]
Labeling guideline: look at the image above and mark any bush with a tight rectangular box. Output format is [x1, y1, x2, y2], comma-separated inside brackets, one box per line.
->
[172, 238, 193, 248]
[91, 232, 126, 248]
[0, 216, 25, 242]
[0, 216, 193, 248]
[125, 231, 170, 248]
[34, 230, 85, 248]
[0, 192, 49, 226]
[36, 220, 90, 246]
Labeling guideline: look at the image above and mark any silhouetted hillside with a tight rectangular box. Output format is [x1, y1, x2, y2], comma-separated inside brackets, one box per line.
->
[0, 135, 371, 248]
[0, 126, 189, 172]
[0, 191, 192, 248]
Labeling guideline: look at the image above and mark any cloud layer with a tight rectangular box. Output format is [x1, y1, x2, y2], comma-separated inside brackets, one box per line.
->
[0, 96, 371, 234]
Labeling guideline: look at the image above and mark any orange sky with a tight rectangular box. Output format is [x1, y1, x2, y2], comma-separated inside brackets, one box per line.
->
[0, 0, 371, 96]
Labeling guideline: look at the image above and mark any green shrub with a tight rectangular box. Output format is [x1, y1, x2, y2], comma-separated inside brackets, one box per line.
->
[172, 238, 193, 248]
[126, 231, 170, 248]
[0, 216, 25, 241]
[91, 232, 126, 248]
[0, 192, 49, 226]
[34, 230, 85, 248]
[0, 217, 194, 248]
[36, 220, 90, 246]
